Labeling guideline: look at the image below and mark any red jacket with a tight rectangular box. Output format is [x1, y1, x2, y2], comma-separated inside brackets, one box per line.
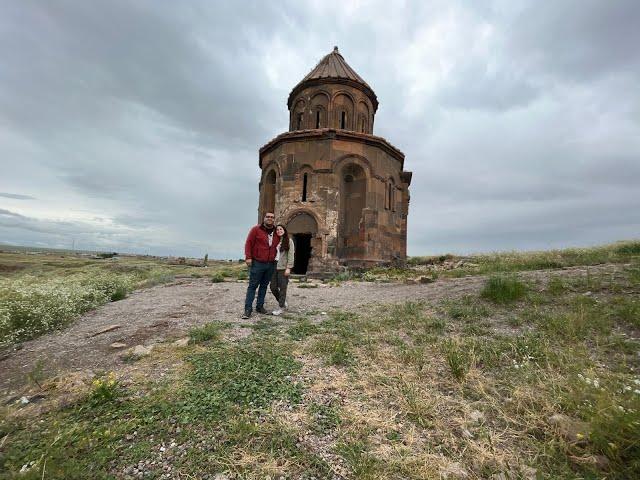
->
[244, 224, 278, 263]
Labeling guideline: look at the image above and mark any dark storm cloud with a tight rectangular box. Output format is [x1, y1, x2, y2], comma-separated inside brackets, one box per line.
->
[0, 0, 638, 257]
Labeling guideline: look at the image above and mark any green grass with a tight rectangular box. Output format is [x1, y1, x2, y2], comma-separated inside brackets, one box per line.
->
[286, 317, 320, 340]
[481, 275, 528, 304]
[188, 321, 226, 344]
[409, 240, 640, 277]
[441, 338, 472, 381]
[182, 339, 302, 419]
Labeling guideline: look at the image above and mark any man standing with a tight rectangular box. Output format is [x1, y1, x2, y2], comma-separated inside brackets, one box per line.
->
[242, 212, 278, 318]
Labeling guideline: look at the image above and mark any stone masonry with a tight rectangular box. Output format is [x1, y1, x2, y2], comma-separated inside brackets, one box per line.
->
[257, 47, 412, 274]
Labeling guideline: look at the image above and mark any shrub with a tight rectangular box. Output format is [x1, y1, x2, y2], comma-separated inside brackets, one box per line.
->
[210, 272, 225, 283]
[89, 372, 120, 405]
[615, 241, 640, 256]
[189, 322, 224, 344]
[481, 275, 527, 304]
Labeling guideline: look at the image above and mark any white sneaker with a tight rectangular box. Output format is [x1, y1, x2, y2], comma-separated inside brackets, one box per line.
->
[272, 309, 283, 316]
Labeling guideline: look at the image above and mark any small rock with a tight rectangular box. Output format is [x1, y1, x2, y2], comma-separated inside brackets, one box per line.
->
[89, 324, 122, 337]
[19, 396, 29, 405]
[129, 344, 154, 357]
[460, 428, 474, 439]
[172, 337, 190, 347]
[548, 413, 590, 444]
[419, 275, 435, 284]
[110, 342, 127, 349]
[440, 462, 468, 479]
[469, 410, 484, 423]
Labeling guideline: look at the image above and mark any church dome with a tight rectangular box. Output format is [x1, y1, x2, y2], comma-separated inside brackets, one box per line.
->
[287, 47, 378, 112]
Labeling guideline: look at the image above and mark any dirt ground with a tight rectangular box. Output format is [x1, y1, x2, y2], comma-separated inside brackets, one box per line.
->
[0, 264, 625, 396]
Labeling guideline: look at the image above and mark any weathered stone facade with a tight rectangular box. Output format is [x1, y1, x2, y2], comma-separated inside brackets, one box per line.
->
[258, 47, 412, 273]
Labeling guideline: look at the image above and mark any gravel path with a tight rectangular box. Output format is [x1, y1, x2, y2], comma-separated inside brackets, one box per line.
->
[0, 263, 624, 395]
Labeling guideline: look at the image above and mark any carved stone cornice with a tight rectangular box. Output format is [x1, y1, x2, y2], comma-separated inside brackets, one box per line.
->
[259, 128, 405, 168]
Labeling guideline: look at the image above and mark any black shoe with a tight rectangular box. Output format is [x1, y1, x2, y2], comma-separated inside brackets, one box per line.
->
[241, 309, 251, 319]
[255, 306, 268, 314]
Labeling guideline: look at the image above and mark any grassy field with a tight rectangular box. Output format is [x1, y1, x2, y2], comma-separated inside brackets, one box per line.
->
[1, 242, 639, 479]
[0, 247, 247, 346]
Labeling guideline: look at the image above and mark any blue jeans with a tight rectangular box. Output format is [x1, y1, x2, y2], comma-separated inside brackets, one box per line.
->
[244, 260, 275, 312]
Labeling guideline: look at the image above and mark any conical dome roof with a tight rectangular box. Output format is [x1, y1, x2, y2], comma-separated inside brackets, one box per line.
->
[288, 47, 378, 111]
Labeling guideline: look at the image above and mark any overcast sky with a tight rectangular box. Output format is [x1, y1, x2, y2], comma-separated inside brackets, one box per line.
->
[1, 0, 639, 258]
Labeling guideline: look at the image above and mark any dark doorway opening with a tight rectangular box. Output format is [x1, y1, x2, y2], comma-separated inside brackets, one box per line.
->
[292, 233, 312, 274]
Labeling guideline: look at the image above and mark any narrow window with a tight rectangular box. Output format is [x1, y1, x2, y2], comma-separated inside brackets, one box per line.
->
[387, 183, 392, 210]
[391, 186, 396, 212]
[297, 112, 304, 130]
[302, 173, 308, 201]
[340, 111, 346, 129]
[315, 110, 321, 128]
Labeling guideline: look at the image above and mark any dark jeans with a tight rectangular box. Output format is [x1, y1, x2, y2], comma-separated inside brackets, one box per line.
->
[270, 269, 289, 308]
[244, 260, 275, 312]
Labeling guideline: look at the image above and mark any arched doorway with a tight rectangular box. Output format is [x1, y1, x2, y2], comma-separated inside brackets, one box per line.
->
[286, 212, 318, 274]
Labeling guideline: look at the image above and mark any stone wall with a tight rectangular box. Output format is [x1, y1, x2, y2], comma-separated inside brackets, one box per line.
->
[258, 129, 410, 270]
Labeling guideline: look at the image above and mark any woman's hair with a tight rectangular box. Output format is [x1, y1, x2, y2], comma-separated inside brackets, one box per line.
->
[276, 224, 290, 251]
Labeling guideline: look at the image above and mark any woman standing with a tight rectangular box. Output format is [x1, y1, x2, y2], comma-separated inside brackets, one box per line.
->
[270, 224, 295, 316]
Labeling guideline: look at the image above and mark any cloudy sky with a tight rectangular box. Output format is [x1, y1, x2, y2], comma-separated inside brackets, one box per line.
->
[1, 0, 639, 258]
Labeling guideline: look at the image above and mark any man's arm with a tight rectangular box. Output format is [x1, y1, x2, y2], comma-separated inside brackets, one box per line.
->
[244, 227, 256, 266]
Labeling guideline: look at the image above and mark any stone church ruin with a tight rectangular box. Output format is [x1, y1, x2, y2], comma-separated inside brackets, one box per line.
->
[257, 47, 412, 274]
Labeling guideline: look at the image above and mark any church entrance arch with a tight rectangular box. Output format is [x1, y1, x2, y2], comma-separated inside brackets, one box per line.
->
[286, 211, 318, 274]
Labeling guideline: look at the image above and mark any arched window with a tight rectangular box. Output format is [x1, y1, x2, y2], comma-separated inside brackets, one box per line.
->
[296, 112, 304, 130]
[315, 110, 321, 128]
[302, 173, 308, 202]
[387, 179, 396, 212]
[340, 111, 347, 129]
[263, 170, 276, 217]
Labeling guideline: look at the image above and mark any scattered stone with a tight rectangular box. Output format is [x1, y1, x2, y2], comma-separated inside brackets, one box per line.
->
[404, 278, 419, 285]
[419, 275, 435, 284]
[460, 427, 474, 439]
[19, 396, 29, 405]
[110, 342, 127, 349]
[126, 344, 154, 358]
[89, 324, 122, 337]
[440, 462, 469, 479]
[548, 413, 590, 444]
[469, 410, 485, 423]
[172, 337, 190, 347]
[569, 454, 609, 470]
[520, 466, 538, 480]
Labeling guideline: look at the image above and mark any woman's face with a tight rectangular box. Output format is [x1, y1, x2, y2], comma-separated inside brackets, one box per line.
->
[276, 226, 285, 237]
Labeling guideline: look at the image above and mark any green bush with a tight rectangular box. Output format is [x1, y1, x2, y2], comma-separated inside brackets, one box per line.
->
[481, 275, 527, 304]
[189, 322, 224, 344]
[615, 241, 640, 255]
[210, 272, 225, 283]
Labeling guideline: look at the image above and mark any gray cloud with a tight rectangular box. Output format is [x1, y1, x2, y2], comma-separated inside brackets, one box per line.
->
[0, 0, 638, 258]
[0, 193, 36, 200]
